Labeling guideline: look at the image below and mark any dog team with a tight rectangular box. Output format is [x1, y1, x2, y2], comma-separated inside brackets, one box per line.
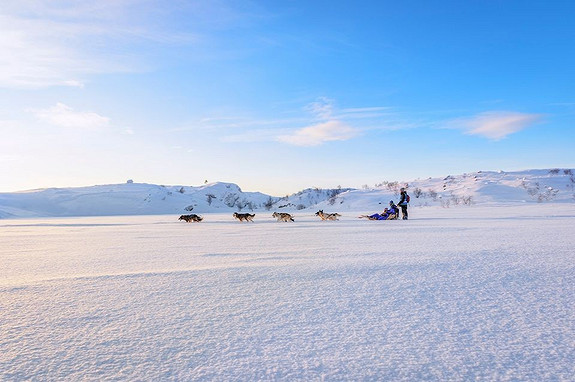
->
[178, 209, 400, 223]
[179, 189, 409, 223]
[178, 211, 299, 223]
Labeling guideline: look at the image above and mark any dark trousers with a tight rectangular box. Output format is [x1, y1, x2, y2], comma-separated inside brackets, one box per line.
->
[400, 205, 408, 220]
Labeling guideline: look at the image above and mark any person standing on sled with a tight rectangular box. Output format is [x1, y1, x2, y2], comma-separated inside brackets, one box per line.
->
[397, 188, 409, 220]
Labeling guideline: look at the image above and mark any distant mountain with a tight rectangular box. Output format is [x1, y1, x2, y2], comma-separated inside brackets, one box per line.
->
[1, 169, 573, 218]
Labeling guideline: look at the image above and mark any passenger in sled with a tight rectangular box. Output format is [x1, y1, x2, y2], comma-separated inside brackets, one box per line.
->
[359, 201, 399, 220]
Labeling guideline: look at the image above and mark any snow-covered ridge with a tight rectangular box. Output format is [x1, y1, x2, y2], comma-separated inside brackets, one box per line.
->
[1, 169, 573, 218]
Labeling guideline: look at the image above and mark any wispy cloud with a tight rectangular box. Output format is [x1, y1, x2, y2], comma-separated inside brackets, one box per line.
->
[451, 111, 541, 140]
[179, 98, 400, 146]
[30, 103, 110, 129]
[210, 98, 398, 146]
[277, 120, 358, 146]
[305, 97, 335, 120]
[278, 97, 364, 146]
[0, 0, 200, 88]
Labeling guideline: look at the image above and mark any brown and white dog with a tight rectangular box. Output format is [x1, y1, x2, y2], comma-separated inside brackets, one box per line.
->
[272, 212, 294, 222]
[233, 212, 255, 222]
[315, 210, 341, 221]
[179, 214, 203, 222]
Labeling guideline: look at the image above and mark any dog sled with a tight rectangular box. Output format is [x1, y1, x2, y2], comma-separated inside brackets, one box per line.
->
[359, 202, 399, 220]
[358, 212, 398, 221]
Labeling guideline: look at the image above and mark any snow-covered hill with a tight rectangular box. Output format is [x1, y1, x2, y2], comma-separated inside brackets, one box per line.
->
[326, 168, 575, 211]
[0, 182, 276, 218]
[1, 169, 573, 218]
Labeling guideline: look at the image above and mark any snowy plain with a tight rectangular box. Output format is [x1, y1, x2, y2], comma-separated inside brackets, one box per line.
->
[1, 204, 574, 381]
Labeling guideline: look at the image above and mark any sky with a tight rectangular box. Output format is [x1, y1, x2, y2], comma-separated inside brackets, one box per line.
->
[1, 0, 574, 196]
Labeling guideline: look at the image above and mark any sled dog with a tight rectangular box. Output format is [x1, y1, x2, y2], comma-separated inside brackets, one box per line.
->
[272, 212, 294, 222]
[179, 214, 203, 222]
[315, 210, 341, 221]
[233, 212, 255, 222]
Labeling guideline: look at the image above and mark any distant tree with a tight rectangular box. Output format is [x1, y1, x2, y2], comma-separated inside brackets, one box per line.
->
[224, 194, 239, 208]
[450, 192, 461, 206]
[384, 181, 400, 195]
[440, 197, 450, 208]
[570, 173, 575, 200]
[549, 169, 560, 174]
[523, 181, 559, 202]
[179, 187, 185, 193]
[264, 196, 274, 211]
[327, 186, 345, 205]
[413, 187, 423, 198]
[206, 194, 216, 206]
[235, 198, 247, 211]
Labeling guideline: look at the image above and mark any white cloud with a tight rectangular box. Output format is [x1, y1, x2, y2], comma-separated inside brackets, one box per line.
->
[0, 0, 198, 88]
[277, 120, 358, 146]
[31, 103, 110, 129]
[0, 5, 124, 88]
[190, 99, 393, 146]
[305, 97, 335, 120]
[277, 98, 361, 146]
[453, 111, 541, 140]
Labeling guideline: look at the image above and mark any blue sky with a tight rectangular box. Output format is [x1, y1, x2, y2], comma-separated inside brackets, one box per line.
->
[1, 0, 573, 195]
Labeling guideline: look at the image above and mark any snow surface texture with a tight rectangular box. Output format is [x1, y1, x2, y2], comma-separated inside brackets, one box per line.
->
[1, 169, 574, 218]
[1, 204, 574, 380]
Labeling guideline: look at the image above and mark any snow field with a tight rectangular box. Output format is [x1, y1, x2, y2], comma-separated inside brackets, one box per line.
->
[1, 204, 574, 380]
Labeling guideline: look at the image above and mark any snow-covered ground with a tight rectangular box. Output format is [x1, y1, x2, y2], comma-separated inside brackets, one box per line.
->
[1, 204, 574, 380]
